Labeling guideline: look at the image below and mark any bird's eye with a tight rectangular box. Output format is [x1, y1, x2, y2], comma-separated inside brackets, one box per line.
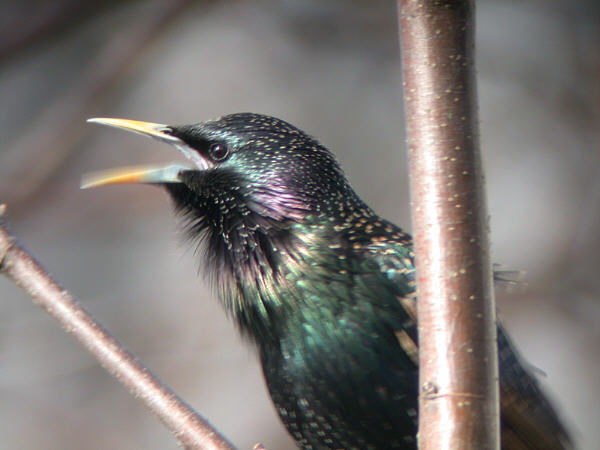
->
[208, 143, 229, 161]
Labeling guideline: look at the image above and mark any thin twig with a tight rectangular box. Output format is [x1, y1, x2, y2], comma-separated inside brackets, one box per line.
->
[0, 206, 235, 450]
[397, 1, 499, 449]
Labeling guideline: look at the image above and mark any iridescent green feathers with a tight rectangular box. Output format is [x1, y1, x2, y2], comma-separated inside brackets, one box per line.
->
[165, 113, 412, 340]
[162, 113, 571, 449]
[86, 112, 572, 448]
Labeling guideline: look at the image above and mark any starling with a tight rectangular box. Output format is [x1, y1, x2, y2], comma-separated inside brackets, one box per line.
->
[84, 113, 572, 449]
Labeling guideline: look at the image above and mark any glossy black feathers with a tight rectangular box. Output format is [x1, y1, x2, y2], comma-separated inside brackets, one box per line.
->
[157, 113, 571, 449]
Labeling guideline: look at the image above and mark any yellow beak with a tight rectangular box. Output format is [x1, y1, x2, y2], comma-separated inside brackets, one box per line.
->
[81, 164, 188, 189]
[86, 118, 181, 143]
[82, 118, 189, 189]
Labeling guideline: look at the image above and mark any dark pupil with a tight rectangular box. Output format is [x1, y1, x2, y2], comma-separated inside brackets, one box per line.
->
[210, 143, 228, 160]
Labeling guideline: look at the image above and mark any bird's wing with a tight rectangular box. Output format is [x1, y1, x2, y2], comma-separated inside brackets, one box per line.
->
[363, 237, 418, 364]
[364, 234, 573, 450]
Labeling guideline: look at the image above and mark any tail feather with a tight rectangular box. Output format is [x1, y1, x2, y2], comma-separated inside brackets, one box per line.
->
[498, 327, 573, 449]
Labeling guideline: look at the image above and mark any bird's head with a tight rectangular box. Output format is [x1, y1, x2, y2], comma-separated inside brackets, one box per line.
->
[84, 114, 366, 305]
[84, 113, 356, 224]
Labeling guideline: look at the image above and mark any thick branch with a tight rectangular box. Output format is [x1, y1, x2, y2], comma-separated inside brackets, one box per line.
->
[397, 1, 499, 449]
[0, 207, 235, 450]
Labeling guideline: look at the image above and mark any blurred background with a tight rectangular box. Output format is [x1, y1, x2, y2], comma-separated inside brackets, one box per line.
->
[1, 0, 598, 448]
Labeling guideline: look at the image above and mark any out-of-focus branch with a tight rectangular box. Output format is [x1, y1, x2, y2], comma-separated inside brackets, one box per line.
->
[1, 0, 195, 211]
[397, 1, 499, 449]
[0, 206, 235, 450]
[0, 1, 95, 60]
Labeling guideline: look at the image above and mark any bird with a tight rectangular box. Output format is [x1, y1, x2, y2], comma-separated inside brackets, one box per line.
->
[83, 113, 572, 449]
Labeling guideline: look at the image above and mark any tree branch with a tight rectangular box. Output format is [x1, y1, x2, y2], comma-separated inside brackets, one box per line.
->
[397, 1, 499, 449]
[0, 205, 235, 450]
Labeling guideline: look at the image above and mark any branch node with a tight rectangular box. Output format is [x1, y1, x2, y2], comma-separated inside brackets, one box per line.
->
[422, 380, 440, 397]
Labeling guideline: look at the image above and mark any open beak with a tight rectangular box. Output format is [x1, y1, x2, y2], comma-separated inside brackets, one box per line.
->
[86, 118, 181, 144]
[82, 118, 190, 189]
[81, 164, 189, 189]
